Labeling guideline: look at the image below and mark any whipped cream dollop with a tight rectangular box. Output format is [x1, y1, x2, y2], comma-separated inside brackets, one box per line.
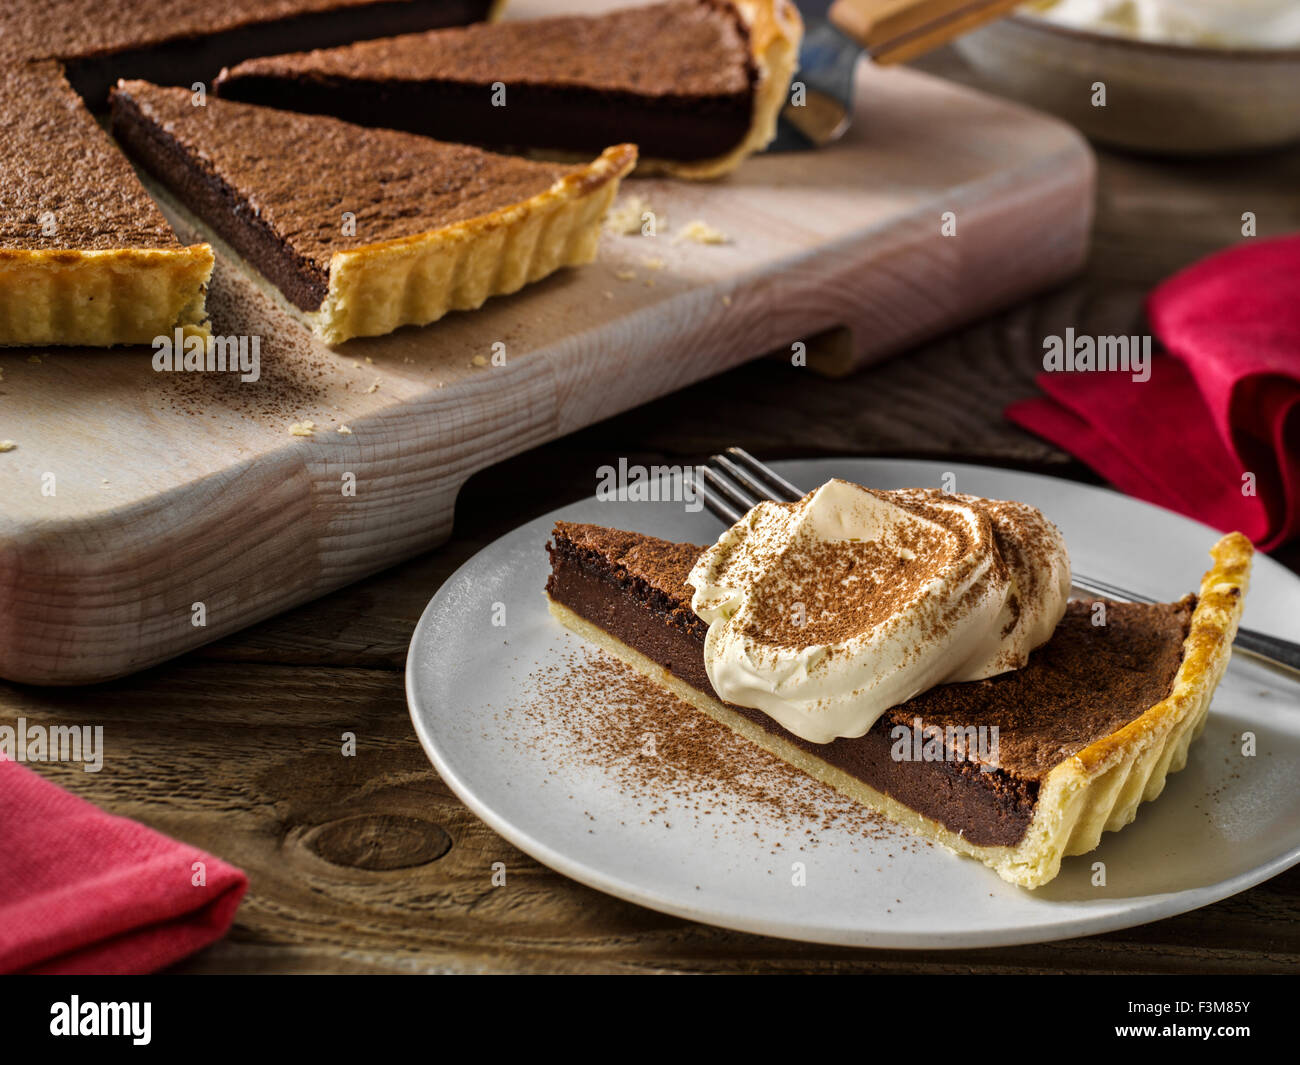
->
[686, 479, 1071, 744]
[1024, 0, 1300, 49]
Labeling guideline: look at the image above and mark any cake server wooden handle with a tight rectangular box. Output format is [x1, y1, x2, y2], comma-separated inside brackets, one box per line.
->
[828, 0, 1022, 64]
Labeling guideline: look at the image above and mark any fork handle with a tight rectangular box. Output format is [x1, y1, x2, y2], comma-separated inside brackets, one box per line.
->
[1232, 626, 1300, 678]
[829, 0, 1021, 64]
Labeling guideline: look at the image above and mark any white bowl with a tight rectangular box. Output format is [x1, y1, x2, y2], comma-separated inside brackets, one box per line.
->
[953, 13, 1300, 154]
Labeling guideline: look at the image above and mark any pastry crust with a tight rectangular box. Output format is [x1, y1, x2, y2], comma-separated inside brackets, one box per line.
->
[642, 0, 804, 180]
[1001, 531, 1254, 887]
[548, 531, 1254, 889]
[0, 245, 213, 347]
[315, 143, 636, 345]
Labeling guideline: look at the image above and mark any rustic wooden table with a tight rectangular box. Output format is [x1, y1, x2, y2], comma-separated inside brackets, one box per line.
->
[6, 50, 1298, 974]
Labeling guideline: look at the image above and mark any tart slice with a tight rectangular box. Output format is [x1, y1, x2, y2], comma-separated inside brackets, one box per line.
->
[0, 62, 213, 347]
[544, 516, 1252, 889]
[109, 80, 636, 345]
[214, 0, 802, 179]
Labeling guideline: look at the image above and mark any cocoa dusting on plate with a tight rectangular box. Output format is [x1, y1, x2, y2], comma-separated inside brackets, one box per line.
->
[512, 645, 918, 854]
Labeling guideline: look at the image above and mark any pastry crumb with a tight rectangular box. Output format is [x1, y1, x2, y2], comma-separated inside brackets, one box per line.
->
[289, 421, 315, 437]
[365, 379, 381, 393]
[337, 424, 353, 435]
[613, 269, 637, 282]
[470, 354, 489, 367]
[0, 440, 16, 452]
[605, 194, 658, 236]
[674, 220, 729, 245]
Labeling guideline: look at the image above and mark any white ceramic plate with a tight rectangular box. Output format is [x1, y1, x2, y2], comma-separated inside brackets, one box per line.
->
[406, 459, 1300, 948]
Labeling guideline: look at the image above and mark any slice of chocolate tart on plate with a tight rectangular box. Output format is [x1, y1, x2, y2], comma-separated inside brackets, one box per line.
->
[544, 498, 1252, 889]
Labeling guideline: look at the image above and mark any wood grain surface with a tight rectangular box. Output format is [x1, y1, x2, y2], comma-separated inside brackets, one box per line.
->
[1, 44, 1298, 973]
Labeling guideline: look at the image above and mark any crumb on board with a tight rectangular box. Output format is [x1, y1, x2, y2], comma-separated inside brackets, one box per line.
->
[365, 379, 381, 393]
[0, 440, 16, 452]
[673, 220, 729, 245]
[289, 421, 315, 437]
[470, 355, 489, 367]
[337, 425, 353, 435]
[604, 194, 658, 236]
[614, 269, 637, 282]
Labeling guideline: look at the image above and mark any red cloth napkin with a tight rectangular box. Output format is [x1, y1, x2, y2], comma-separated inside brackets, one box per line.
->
[1008, 233, 1300, 549]
[0, 758, 247, 974]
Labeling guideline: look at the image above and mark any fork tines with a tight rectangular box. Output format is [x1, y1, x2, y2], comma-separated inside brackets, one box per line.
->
[697, 447, 804, 526]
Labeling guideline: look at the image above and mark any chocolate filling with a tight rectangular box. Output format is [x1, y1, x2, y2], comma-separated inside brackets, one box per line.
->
[110, 85, 329, 310]
[546, 522, 1195, 848]
[216, 75, 755, 162]
[110, 80, 580, 314]
[59, 1, 497, 108]
[214, 0, 757, 161]
[1, 62, 182, 253]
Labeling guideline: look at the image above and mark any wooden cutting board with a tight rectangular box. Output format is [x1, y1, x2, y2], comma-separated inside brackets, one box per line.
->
[0, 10, 1093, 683]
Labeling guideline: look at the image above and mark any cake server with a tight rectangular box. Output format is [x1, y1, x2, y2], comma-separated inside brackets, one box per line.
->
[774, 0, 1023, 149]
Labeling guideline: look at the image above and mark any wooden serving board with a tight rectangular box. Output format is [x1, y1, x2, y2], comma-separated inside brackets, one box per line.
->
[0, 10, 1094, 683]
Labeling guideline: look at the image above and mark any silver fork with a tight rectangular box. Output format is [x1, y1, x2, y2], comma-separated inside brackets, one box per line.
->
[695, 447, 1300, 678]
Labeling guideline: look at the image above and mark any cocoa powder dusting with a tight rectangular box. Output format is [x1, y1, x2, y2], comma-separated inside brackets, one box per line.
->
[512, 645, 919, 852]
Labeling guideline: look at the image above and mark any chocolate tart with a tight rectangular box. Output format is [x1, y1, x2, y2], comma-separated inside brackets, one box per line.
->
[545, 521, 1253, 888]
[0, 62, 213, 347]
[3, 0, 502, 107]
[110, 80, 636, 345]
[214, 0, 803, 179]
